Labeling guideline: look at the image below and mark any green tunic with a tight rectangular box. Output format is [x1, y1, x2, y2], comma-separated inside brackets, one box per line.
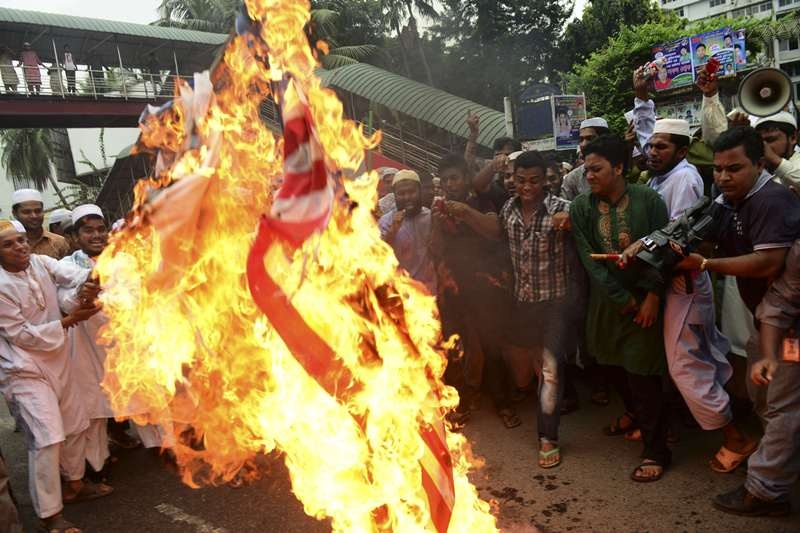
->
[570, 184, 669, 376]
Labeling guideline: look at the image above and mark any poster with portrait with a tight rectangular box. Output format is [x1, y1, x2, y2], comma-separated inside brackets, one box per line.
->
[651, 37, 693, 92]
[733, 28, 750, 71]
[690, 27, 736, 80]
[551, 95, 587, 151]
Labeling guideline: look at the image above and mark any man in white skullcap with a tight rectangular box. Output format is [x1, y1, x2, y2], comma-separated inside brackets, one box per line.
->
[0, 218, 111, 533]
[378, 171, 436, 294]
[376, 167, 399, 216]
[621, 118, 758, 472]
[754, 111, 800, 189]
[47, 208, 72, 237]
[59, 205, 173, 461]
[11, 189, 70, 259]
[560, 117, 610, 200]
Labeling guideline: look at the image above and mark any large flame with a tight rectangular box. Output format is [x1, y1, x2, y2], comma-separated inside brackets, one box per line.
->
[94, 1, 497, 531]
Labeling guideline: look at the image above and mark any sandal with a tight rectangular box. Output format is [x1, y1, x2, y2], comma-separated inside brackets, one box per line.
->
[38, 514, 82, 533]
[603, 412, 637, 436]
[590, 387, 610, 406]
[538, 441, 561, 469]
[710, 443, 758, 473]
[631, 459, 665, 483]
[498, 408, 521, 429]
[63, 479, 114, 504]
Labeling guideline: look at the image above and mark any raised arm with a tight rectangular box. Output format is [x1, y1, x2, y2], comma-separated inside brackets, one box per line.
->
[697, 70, 727, 146]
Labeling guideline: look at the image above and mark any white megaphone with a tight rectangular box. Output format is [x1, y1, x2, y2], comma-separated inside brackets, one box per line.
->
[737, 68, 793, 117]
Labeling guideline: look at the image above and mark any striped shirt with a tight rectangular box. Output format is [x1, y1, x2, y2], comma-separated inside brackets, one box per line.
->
[500, 194, 573, 303]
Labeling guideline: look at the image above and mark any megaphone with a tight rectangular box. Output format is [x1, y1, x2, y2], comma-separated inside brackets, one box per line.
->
[737, 68, 793, 117]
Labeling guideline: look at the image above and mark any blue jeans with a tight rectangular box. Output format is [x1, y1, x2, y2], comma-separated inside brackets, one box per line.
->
[745, 359, 800, 502]
[508, 299, 571, 442]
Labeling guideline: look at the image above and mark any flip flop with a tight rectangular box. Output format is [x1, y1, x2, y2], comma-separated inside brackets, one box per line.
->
[538, 447, 561, 469]
[710, 443, 758, 473]
[631, 460, 665, 483]
[498, 408, 521, 429]
[38, 514, 82, 533]
[63, 480, 114, 504]
[603, 412, 637, 436]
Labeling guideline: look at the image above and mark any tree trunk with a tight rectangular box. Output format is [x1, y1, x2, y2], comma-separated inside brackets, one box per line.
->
[408, 17, 435, 87]
[47, 175, 71, 209]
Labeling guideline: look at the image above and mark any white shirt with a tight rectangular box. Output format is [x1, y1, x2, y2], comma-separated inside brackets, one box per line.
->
[647, 158, 704, 220]
[0, 254, 89, 446]
[63, 52, 76, 71]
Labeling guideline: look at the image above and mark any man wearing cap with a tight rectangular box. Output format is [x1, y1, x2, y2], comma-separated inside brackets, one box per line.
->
[560, 118, 610, 201]
[622, 118, 756, 470]
[48, 208, 72, 237]
[376, 167, 399, 216]
[755, 111, 800, 189]
[61, 205, 174, 459]
[0, 219, 111, 533]
[379, 171, 436, 295]
[11, 189, 70, 259]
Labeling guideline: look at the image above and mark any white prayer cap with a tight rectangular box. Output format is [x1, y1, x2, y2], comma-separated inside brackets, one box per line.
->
[71, 204, 104, 225]
[653, 118, 691, 139]
[11, 188, 43, 206]
[754, 111, 797, 130]
[561, 162, 573, 172]
[378, 167, 399, 179]
[48, 208, 72, 226]
[580, 117, 608, 130]
[391, 169, 420, 186]
[508, 150, 524, 162]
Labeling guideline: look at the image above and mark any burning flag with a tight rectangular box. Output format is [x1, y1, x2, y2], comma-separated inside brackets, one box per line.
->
[94, 1, 497, 531]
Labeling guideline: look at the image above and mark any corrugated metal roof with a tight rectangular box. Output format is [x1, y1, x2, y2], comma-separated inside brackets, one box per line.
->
[0, 7, 228, 45]
[318, 63, 507, 149]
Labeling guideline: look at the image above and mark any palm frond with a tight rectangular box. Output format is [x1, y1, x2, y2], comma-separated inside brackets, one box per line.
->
[0, 129, 55, 191]
[328, 44, 379, 61]
[320, 54, 360, 69]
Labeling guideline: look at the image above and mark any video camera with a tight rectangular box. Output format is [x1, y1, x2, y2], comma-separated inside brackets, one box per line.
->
[636, 196, 719, 276]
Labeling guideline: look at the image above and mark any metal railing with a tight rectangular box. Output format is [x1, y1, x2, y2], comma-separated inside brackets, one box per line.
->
[259, 99, 447, 175]
[0, 66, 193, 101]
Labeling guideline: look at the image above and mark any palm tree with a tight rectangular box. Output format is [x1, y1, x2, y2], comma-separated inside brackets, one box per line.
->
[155, 1, 379, 69]
[379, 0, 437, 86]
[0, 129, 70, 207]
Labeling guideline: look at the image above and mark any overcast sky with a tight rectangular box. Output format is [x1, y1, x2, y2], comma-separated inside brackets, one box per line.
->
[0, 0, 162, 24]
[1, 0, 587, 28]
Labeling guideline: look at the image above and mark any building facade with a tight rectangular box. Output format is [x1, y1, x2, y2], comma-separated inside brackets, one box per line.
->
[662, 0, 800, 100]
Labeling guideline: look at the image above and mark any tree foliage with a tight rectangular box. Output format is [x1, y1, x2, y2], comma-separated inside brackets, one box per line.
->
[430, 0, 571, 108]
[552, 0, 665, 74]
[566, 15, 776, 133]
[0, 129, 56, 191]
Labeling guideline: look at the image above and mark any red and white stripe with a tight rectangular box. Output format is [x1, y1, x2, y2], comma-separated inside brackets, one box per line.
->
[247, 76, 454, 532]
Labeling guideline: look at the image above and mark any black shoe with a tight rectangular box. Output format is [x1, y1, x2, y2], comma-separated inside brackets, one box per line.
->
[712, 485, 791, 517]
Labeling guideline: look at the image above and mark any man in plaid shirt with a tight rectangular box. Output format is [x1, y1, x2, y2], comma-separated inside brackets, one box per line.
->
[493, 150, 579, 469]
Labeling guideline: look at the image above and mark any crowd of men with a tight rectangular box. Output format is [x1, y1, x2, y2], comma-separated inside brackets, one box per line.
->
[0, 192, 172, 533]
[0, 64, 798, 533]
[378, 67, 799, 517]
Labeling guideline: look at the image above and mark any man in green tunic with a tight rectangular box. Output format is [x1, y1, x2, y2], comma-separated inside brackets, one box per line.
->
[569, 135, 672, 482]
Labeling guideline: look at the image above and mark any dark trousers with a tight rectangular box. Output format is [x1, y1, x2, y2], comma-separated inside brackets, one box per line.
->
[65, 69, 76, 93]
[605, 365, 672, 466]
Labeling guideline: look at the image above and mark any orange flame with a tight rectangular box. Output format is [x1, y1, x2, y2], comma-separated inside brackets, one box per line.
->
[94, 1, 497, 531]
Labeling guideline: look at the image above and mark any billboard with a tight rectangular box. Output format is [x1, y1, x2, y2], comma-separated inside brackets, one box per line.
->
[552, 95, 587, 151]
[652, 26, 746, 92]
[651, 37, 693, 91]
[690, 27, 736, 80]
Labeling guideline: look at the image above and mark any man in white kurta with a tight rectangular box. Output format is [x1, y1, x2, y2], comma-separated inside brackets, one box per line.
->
[625, 113, 756, 469]
[60, 205, 173, 457]
[0, 219, 108, 530]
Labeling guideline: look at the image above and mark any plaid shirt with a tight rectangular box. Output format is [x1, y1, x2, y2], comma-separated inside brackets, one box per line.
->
[500, 194, 573, 303]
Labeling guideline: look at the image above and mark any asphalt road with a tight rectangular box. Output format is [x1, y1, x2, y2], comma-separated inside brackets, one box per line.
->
[2, 380, 798, 533]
